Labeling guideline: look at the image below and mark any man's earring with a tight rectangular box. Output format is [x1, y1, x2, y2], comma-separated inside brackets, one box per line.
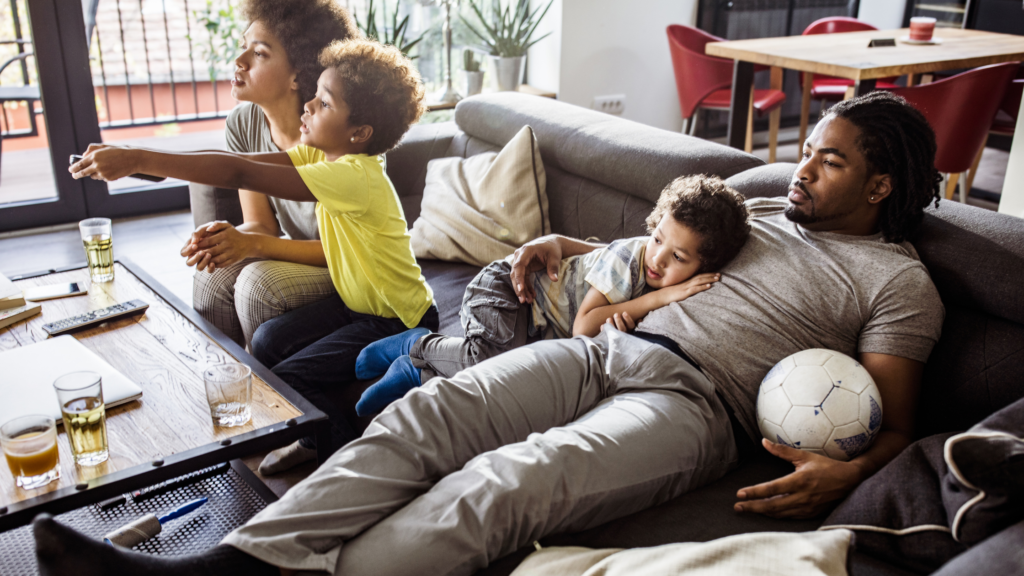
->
[350, 137, 356, 143]
[870, 196, 876, 201]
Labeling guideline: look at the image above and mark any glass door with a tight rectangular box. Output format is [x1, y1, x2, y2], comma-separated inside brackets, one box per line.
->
[0, 0, 233, 233]
[0, 0, 89, 231]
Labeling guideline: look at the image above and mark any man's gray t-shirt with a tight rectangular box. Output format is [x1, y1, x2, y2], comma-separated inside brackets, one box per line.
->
[638, 197, 944, 441]
[225, 102, 320, 241]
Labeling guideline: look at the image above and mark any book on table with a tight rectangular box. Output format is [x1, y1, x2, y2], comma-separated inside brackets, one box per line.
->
[0, 273, 24, 310]
[0, 302, 41, 329]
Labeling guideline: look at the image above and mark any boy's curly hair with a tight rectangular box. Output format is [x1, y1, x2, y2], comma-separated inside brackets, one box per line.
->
[645, 175, 751, 273]
[241, 0, 358, 110]
[319, 39, 426, 156]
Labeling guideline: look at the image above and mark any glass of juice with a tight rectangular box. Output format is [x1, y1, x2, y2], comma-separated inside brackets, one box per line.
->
[79, 217, 114, 283]
[203, 362, 252, 427]
[53, 371, 109, 466]
[1, 414, 61, 489]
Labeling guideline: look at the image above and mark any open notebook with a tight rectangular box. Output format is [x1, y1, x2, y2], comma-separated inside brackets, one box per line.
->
[0, 335, 143, 426]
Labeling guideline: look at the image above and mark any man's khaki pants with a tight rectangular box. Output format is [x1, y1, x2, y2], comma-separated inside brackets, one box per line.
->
[223, 327, 739, 575]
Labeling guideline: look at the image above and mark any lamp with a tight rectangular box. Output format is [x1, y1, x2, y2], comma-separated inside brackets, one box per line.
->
[433, 0, 461, 104]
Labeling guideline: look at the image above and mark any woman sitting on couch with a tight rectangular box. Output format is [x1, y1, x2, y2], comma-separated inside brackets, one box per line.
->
[183, 0, 356, 350]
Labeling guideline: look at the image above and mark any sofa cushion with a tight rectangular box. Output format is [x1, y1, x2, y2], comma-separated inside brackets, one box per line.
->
[821, 433, 966, 574]
[419, 259, 480, 337]
[411, 126, 550, 267]
[941, 396, 1024, 545]
[929, 519, 1024, 576]
[724, 162, 797, 200]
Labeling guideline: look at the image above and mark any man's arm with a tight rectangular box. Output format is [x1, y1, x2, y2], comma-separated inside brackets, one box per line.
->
[71, 144, 314, 202]
[509, 234, 606, 303]
[734, 352, 922, 518]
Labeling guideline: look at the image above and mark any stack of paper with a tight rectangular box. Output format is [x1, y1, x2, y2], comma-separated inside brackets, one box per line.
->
[0, 273, 26, 311]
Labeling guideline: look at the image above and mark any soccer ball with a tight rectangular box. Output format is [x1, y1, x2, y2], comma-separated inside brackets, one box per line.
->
[756, 349, 883, 461]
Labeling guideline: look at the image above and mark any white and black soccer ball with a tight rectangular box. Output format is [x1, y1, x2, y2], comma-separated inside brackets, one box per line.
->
[756, 349, 883, 461]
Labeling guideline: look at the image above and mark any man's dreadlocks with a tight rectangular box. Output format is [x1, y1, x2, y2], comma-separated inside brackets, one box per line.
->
[827, 91, 942, 243]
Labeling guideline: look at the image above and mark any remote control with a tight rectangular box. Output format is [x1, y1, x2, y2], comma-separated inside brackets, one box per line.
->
[69, 154, 166, 182]
[42, 299, 150, 336]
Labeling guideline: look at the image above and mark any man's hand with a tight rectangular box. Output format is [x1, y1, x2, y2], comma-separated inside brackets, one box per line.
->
[70, 144, 140, 181]
[509, 236, 563, 304]
[734, 439, 865, 519]
[182, 221, 255, 273]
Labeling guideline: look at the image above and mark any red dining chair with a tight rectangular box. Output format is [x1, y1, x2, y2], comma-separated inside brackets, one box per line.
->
[797, 17, 901, 148]
[667, 24, 786, 162]
[965, 77, 1023, 194]
[887, 62, 1019, 203]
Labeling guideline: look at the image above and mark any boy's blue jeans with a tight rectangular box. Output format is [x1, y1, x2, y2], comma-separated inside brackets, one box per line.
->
[251, 295, 439, 454]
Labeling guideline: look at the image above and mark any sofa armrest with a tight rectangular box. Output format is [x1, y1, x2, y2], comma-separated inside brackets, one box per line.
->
[188, 183, 244, 229]
[725, 163, 796, 200]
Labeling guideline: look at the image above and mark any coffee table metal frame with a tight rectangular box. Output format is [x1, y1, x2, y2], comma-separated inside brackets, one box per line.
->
[0, 258, 330, 532]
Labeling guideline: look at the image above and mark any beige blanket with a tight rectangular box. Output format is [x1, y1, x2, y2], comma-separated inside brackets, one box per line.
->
[410, 125, 549, 267]
[510, 530, 853, 576]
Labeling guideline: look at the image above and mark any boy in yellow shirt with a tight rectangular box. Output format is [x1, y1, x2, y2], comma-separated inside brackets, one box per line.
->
[70, 38, 436, 471]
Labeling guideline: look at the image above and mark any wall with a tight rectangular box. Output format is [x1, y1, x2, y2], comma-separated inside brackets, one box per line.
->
[999, 105, 1024, 218]
[528, 0, 699, 132]
[856, 0, 905, 30]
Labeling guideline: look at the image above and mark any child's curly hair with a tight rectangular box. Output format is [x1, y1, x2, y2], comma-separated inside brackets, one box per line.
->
[319, 39, 425, 156]
[240, 0, 358, 111]
[646, 175, 751, 273]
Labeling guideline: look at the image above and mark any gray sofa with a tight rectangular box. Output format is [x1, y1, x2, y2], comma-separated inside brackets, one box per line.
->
[190, 93, 1024, 575]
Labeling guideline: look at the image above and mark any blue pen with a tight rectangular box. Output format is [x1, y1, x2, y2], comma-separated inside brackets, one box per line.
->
[104, 497, 209, 547]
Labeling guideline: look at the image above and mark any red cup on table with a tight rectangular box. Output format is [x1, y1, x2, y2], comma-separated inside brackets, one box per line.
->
[909, 17, 937, 42]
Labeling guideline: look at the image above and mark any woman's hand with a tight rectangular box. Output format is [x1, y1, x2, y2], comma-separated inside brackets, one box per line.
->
[182, 221, 256, 273]
[69, 144, 141, 182]
[509, 236, 564, 304]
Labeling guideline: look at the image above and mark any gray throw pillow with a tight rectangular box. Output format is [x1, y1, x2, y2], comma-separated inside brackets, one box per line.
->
[941, 396, 1024, 545]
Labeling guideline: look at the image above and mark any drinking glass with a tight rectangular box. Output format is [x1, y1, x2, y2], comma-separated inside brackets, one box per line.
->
[54, 371, 109, 466]
[1, 414, 61, 489]
[79, 217, 114, 283]
[203, 363, 252, 427]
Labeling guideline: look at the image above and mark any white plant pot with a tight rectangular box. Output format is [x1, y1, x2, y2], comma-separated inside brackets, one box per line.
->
[491, 55, 525, 92]
[464, 70, 485, 96]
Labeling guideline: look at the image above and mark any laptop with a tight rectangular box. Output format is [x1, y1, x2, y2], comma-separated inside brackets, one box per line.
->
[0, 335, 143, 426]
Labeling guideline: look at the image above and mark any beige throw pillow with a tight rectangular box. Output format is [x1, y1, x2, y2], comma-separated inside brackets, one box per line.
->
[410, 125, 549, 267]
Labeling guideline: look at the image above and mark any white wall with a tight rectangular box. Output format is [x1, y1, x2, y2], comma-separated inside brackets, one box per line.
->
[527, 0, 699, 132]
[998, 105, 1024, 218]
[857, 0, 905, 30]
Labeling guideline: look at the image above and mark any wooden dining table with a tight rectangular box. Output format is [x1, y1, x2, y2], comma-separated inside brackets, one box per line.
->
[705, 27, 1024, 153]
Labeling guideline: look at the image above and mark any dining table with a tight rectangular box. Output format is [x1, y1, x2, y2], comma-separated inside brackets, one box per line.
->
[705, 27, 1024, 215]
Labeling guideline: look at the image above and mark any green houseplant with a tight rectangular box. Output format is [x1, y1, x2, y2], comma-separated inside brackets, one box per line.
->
[355, 0, 427, 59]
[460, 0, 554, 91]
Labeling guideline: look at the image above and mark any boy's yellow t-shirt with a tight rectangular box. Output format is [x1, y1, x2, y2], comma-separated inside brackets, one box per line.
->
[287, 145, 433, 328]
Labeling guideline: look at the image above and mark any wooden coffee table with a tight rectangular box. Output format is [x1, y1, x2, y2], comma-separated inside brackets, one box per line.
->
[0, 259, 328, 531]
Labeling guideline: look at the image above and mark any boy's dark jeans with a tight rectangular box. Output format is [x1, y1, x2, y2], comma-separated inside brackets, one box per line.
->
[251, 295, 439, 455]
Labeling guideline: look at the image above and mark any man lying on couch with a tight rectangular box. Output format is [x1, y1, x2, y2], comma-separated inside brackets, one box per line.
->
[34, 92, 944, 576]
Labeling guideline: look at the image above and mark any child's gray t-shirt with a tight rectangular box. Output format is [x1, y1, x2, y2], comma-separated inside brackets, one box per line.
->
[225, 102, 320, 241]
[526, 237, 648, 338]
[638, 197, 945, 441]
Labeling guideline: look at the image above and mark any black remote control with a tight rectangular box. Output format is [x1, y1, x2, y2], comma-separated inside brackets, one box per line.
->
[69, 154, 166, 182]
[42, 299, 150, 336]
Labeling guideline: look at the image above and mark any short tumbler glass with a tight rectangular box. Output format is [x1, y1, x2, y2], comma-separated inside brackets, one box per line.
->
[203, 363, 252, 427]
[1, 414, 61, 489]
[54, 371, 110, 466]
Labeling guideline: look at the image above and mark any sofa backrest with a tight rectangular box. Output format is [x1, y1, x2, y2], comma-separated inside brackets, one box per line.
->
[390, 93, 765, 241]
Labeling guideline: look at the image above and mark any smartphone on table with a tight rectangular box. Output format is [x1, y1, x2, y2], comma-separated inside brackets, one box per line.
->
[24, 282, 88, 301]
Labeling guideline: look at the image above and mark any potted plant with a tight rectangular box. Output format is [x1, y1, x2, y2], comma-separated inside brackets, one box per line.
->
[461, 0, 554, 91]
[355, 0, 427, 59]
[463, 49, 485, 96]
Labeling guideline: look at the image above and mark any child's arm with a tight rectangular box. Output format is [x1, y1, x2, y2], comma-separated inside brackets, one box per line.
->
[70, 144, 315, 202]
[572, 273, 720, 338]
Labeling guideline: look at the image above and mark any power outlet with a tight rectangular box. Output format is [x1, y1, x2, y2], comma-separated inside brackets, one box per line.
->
[592, 94, 626, 115]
